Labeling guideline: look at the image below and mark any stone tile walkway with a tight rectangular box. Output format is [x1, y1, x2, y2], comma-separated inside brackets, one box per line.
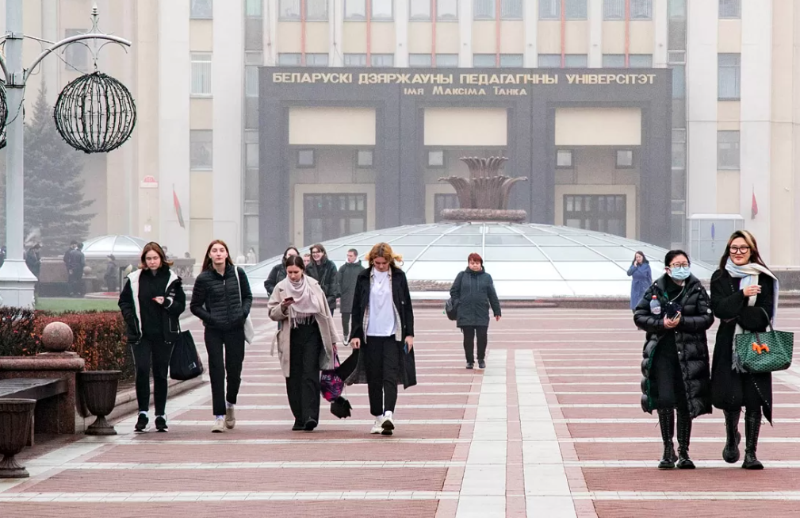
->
[3, 307, 800, 517]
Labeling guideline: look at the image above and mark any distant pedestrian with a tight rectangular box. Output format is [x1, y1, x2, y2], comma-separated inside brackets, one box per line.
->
[627, 251, 653, 311]
[246, 247, 257, 264]
[348, 242, 415, 436]
[450, 253, 501, 370]
[190, 239, 253, 433]
[75, 243, 86, 296]
[268, 255, 337, 431]
[335, 248, 365, 342]
[25, 243, 41, 278]
[63, 241, 80, 296]
[119, 242, 186, 433]
[303, 253, 311, 267]
[265, 246, 300, 296]
[306, 243, 339, 315]
[104, 254, 119, 292]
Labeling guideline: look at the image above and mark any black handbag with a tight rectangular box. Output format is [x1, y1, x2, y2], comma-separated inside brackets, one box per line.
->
[403, 343, 417, 389]
[445, 298, 459, 321]
[170, 330, 204, 380]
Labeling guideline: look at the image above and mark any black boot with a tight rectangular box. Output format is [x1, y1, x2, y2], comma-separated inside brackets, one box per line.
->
[676, 411, 695, 469]
[657, 408, 677, 469]
[722, 409, 741, 464]
[742, 410, 764, 470]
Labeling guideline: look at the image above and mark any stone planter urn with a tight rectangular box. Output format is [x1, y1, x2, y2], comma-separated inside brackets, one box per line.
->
[0, 399, 36, 478]
[78, 371, 121, 435]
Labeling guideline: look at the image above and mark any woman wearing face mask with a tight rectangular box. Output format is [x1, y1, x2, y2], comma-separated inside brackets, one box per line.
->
[634, 250, 713, 470]
[264, 246, 300, 296]
[710, 230, 778, 470]
[268, 255, 337, 431]
[450, 253, 501, 370]
[627, 251, 652, 312]
[348, 242, 415, 436]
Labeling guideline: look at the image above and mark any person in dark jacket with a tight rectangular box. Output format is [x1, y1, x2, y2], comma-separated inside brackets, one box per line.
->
[26, 243, 42, 296]
[118, 242, 186, 433]
[306, 243, 339, 315]
[450, 253, 501, 370]
[634, 249, 713, 470]
[190, 239, 253, 433]
[335, 248, 365, 341]
[104, 254, 119, 292]
[348, 242, 415, 436]
[64, 241, 80, 296]
[627, 251, 652, 311]
[711, 230, 778, 470]
[264, 246, 299, 296]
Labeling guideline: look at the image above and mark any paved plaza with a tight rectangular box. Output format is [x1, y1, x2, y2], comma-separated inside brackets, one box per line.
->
[3, 306, 800, 517]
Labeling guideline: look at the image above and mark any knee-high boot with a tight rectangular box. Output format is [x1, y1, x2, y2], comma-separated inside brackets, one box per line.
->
[722, 409, 741, 464]
[742, 410, 764, 470]
[657, 408, 677, 469]
[676, 411, 695, 469]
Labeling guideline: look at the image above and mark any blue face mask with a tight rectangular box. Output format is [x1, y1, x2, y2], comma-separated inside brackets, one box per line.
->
[670, 266, 691, 281]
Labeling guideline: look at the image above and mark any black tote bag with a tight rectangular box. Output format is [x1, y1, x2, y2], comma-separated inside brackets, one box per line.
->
[170, 330, 204, 380]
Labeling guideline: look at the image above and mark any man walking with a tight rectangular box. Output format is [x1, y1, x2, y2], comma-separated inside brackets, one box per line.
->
[335, 248, 364, 342]
[26, 243, 42, 297]
[64, 241, 79, 296]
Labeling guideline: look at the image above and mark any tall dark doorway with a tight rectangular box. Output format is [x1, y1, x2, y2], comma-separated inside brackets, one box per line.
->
[304, 193, 367, 244]
[563, 194, 627, 237]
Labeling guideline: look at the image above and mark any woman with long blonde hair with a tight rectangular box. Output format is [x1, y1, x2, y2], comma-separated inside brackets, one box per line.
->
[348, 242, 416, 435]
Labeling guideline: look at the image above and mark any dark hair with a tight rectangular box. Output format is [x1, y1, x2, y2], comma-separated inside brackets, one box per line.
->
[283, 246, 300, 260]
[284, 255, 305, 270]
[664, 249, 690, 268]
[348, 248, 358, 255]
[310, 243, 327, 260]
[140, 242, 173, 269]
[202, 239, 234, 272]
[633, 251, 648, 264]
[719, 230, 769, 272]
[467, 252, 483, 265]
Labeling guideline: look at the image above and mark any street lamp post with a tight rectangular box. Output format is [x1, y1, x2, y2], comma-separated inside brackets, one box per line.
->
[0, 1, 131, 308]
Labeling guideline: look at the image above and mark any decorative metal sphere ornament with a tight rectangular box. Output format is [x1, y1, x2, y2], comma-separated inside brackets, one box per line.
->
[0, 80, 8, 149]
[53, 71, 136, 153]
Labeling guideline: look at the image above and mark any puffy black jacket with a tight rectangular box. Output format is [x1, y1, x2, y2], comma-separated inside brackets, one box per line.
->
[118, 268, 186, 344]
[450, 267, 501, 327]
[264, 263, 286, 296]
[307, 259, 339, 311]
[190, 265, 253, 331]
[634, 274, 714, 418]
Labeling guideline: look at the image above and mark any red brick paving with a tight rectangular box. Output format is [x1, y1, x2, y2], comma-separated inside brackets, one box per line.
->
[574, 441, 800, 461]
[176, 407, 467, 421]
[126, 425, 463, 440]
[582, 467, 800, 492]
[593, 501, 800, 518]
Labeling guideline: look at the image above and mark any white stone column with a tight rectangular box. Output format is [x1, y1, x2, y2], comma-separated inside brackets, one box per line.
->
[395, 0, 409, 67]
[524, 0, 539, 67]
[158, 0, 191, 254]
[212, 0, 245, 256]
[588, 0, 602, 67]
[652, 0, 668, 67]
[686, 0, 718, 215]
[330, 0, 344, 66]
[740, 0, 772, 259]
[458, 0, 472, 67]
[264, 0, 278, 65]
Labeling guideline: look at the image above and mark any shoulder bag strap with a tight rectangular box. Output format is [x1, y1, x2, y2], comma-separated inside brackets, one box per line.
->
[236, 267, 243, 306]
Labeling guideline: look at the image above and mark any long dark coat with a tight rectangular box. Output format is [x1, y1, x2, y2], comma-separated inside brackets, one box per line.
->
[450, 267, 501, 327]
[634, 274, 714, 418]
[336, 261, 365, 313]
[710, 270, 775, 423]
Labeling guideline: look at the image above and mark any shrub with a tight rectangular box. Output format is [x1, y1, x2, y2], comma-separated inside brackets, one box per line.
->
[0, 307, 38, 356]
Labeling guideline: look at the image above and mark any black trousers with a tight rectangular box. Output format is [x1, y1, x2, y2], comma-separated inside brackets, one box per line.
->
[67, 269, 83, 296]
[285, 323, 323, 423]
[341, 312, 351, 339]
[364, 336, 401, 416]
[461, 326, 488, 363]
[205, 327, 246, 416]
[131, 335, 173, 416]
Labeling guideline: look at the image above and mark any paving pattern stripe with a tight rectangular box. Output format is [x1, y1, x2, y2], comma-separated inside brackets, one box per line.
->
[0, 491, 460, 502]
[46, 461, 468, 469]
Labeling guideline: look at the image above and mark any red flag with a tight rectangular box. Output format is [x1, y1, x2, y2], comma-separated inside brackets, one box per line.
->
[751, 189, 758, 219]
[173, 185, 185, 229]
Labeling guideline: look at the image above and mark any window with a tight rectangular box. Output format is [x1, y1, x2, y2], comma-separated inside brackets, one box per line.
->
[718, 53, 741, 100]
[410, 54, 433, 67]
[372, 0, 393, 19]
[344, 53, 368, 66]
[304, 194, 367, 243]
[672, 64, 685, 99]
[245, 66, 259, 97]
[307, 0, 328, 19]
[717, 131, 740, 170]
[564, 54, 587, 68]
[616, 150, 634, 168]
[540, 0, 587, 20]
[427, 150, 445, 167]
[502, 0, 523, 19]
[500, 54, 523, 68]
[540, 0, 559, 19]
[603, 0, 624, 19]
[435, 54, 459, 67]
[564, 195, 627, 237]
[190, 0, 213, 19]
[357, 150, 374, 167]
[345, 0, 366, 19]
[474, 0, 494, 19]
[191, 53, 212, 96]
[279, 0, 300, 19]
[246, 0, 263, 17]
[190, 130, 213, 170]
[628, 54, 652, 67]
[278, 53, 302, 66]
[603, 54, 625, 67]
[631, 0, 652, 19]
[65, 29, 89, 71]
[371, 54, 394, 66]
[538, 54, 561, 67]
[719, 0, 740, 19]
[669, 0, 686, 19]
[246, 142, 259, 169]
[306, 53, 329, 66]
[297, 149, 316, 168]
[672, 129, 686, 170]
[410, 0, 431, 19]
[556, 149, 573, 168]
[438, 0, 458, 20]
[245, 16, 263, 50]
[473, 54, 496, 67]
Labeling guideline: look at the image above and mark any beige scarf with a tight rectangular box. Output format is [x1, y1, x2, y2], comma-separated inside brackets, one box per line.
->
[283, 275, 321, 327]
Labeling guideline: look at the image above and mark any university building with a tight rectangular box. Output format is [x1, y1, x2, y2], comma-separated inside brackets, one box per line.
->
[7, 0, 800, 265]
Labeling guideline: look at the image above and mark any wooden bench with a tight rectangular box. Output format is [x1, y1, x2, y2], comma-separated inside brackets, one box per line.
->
[0, 378, 69, 446]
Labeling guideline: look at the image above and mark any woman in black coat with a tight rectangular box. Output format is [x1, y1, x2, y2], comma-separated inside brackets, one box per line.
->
[306, 243, 339, 314]
[711, 230, 778, 470]
[264, 246, 300, 296]
[634, 250, 713, 470]
[449, 252, 501, 370]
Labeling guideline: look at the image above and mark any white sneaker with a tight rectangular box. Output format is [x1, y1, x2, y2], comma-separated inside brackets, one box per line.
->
[370, 416, 383, 434]
[212, 417, 225, 433]
[381, 411, 395, 436]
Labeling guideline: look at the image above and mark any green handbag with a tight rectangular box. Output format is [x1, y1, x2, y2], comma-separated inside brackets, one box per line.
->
[734, 308, 794, 374]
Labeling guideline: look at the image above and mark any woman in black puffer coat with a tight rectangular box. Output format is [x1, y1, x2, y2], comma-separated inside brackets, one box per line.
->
[449, 253, 501, 370]
[634, 250, 713, 470]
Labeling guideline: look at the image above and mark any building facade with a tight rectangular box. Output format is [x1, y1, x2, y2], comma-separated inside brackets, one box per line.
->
[6, 0, 800, 266]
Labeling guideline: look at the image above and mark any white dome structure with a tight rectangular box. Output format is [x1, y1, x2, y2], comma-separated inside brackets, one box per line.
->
[80, 235, 148, 261]
[246, 222, 714, 300]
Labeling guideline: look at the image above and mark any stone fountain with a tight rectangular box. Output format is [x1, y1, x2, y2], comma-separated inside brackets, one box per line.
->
[438, 156, 527, 223]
